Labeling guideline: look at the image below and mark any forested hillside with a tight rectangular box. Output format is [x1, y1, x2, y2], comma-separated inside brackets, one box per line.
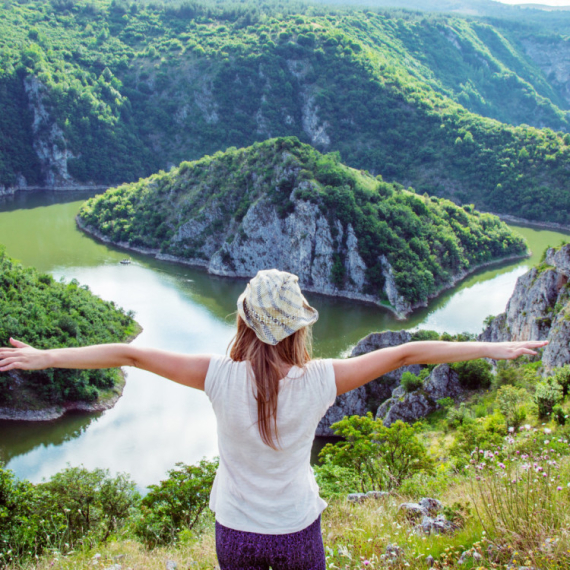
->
[3, 0, 570, 222]
[0, 247, 138, 410]
[78, 137, 527, 312]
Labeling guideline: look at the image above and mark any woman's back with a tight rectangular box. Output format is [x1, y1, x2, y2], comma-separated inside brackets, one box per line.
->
[205, 355, 336, 534]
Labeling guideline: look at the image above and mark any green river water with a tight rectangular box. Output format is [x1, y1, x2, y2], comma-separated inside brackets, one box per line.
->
[0, 191, 568, 489]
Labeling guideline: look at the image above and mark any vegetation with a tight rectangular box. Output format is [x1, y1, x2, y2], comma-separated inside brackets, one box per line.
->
[78, 137, 527, 306]
[2, 0, 570, 221]
[0, 246, 138, 408]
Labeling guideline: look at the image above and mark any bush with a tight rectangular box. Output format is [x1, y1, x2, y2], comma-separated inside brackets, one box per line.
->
[313, 460, 360, 499]
[496, 385, 530, 429]
[451, 359, 493, 389]
[553, 404, 567, 426]
[319, 414, 434, 491]
[535, 378, 564, 418]
[400, 370, 426, 393]
[446, 402, 474, 428]
[551, 365, 570, 396]
[39, 466, 140, 546]
[134, 458, 218, 548]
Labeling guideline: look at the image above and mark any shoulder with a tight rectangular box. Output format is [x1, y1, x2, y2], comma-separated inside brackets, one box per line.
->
[204, 355, 247, 399]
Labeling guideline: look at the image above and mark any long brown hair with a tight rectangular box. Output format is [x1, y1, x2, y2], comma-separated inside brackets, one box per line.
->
[229, 314, 312, 450]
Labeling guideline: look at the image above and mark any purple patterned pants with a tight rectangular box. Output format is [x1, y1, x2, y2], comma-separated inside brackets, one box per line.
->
[215, 515, 326, 570]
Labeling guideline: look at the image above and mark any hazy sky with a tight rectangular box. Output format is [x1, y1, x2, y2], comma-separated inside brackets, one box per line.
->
[496, 0, 570, 5]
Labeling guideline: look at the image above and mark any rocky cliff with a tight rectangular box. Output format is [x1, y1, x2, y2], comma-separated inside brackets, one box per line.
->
[316, 331, 421, 436]
[78, 138, 528, 317]
[480, 243, 570, 371]
[315, 331, 468, 435]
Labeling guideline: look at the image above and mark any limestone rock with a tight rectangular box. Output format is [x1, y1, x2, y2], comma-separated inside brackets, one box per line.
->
[480, 243, 570, 372]
[377, 364, 463, 426]
[415, 514, 459, 535]
[347, 493, 367, 503]
[317, 331, 420, 435]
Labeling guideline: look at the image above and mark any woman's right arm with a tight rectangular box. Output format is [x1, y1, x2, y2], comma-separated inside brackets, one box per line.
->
[0, 338, 210, 390]
[332, 339, 548, 396]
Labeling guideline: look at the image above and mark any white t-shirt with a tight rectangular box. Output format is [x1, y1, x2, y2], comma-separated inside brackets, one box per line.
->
[204, 355, 337, 534]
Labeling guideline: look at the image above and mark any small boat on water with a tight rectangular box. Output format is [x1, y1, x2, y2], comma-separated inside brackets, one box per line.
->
[120, 258, 131, 265]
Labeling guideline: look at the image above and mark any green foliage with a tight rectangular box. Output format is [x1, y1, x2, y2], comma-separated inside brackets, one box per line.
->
[496, 385, 531, 429]
[0, 464, 138, 565]
[312, 460, 360, 500]
[1, 2, 570, 224]
[319, 414, 433, 491]
[39, 466, 139, 545]
[79, 138, 526, 306]
[551, 365, 570, 396]
[535, 377, 564, 419]
[400, 368, 429, 393]
[446, 403, 474, 428]
[134, 458, 218, 548]
[0, 247, 137, 406]
[451, 358, 493, 389]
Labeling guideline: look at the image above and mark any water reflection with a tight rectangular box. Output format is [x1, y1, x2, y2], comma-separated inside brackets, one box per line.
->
[0, 191, 569, 489]
[0, 412, 99, 464]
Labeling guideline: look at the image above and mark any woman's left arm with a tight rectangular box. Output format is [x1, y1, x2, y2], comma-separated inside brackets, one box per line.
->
[0, 338, 209, 390]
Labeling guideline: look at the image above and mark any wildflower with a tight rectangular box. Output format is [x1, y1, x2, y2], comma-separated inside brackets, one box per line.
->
[508, 427, 515, 433]
[544, 428, 552, 434]
[363, 561, 370, 566]
[498, 462, 506, 469]
[557, 486, 563, 491]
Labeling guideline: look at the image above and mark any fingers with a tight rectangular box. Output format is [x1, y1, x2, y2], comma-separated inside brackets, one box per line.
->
[9, 338, 30, 348]
[0, 357, 22, 372]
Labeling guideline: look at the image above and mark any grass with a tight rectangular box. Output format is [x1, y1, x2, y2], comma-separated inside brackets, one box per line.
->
[18, 452, 570, 569]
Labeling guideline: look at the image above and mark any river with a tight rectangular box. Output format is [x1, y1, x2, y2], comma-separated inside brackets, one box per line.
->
[0, 191, 568, 490]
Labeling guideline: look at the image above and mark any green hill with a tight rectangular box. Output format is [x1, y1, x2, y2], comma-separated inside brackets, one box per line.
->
[2, 1, 570, 222]
[78, 137, 527, 314]
[0, 247, 138, 412]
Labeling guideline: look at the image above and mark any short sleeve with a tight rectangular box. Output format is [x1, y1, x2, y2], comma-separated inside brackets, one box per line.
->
[204, 354, 231, 405]
[320, 358, 338, 411]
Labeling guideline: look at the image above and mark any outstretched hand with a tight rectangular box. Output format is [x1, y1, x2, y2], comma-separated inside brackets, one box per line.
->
[0, 338, 51, 372]
[486, 340, 549, 360]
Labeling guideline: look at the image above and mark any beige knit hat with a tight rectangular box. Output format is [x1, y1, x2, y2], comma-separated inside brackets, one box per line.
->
[237, 269, 319, 345]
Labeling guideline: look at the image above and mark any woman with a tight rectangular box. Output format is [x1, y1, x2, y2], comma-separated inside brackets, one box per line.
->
[0, 269, 547, 570]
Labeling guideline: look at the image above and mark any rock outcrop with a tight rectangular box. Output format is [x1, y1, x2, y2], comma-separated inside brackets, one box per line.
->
[480, 243, 570, 371]
[377, 364, 464, 426]
[316, 331, 421, 435]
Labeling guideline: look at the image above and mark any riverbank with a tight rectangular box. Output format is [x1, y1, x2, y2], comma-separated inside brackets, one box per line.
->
[0, 323, 143, 422]
[76, 216, 530, 319]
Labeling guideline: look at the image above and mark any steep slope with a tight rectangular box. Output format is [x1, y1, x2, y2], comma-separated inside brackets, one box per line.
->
[2, 1, 570, 222]
[480, 242, 570, 371]
[78, 137, 527, 316]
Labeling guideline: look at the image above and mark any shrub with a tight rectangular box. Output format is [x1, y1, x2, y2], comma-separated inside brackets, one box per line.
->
[313, 460, 360, 499]
[446, 402, 474, 428]
[496, 385, 530, 429]
[451, 359, 493, 389]
[400, 370, 424, 393]
[319, 414, 434, 491]
[535, 378, 564, 418]
[553, 404, 567, 426]
[134, 458, 218, 547]
[39, 466, 140, 546]
[551, 365, 570, 396]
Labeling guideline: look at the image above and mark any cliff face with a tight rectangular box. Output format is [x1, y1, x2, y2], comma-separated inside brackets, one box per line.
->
[78, 139, 527, 317]
[480, 243, 570, 371]
[316, 331, 421, 436]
